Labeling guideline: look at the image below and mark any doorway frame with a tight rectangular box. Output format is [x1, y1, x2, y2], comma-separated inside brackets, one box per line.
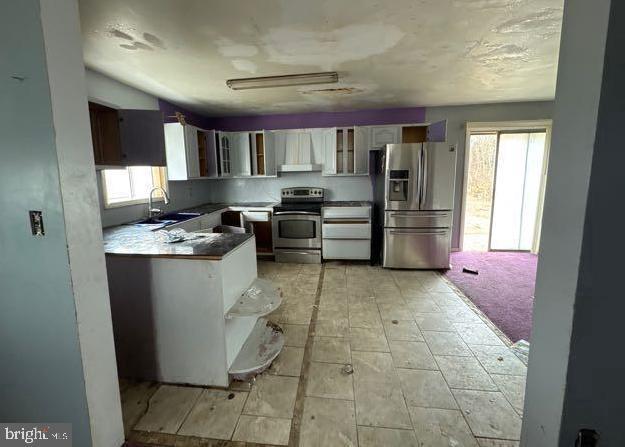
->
[459, 120, 553, 253]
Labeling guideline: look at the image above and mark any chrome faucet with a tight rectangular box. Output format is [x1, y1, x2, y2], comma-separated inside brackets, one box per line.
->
[148, 186, 170, 218]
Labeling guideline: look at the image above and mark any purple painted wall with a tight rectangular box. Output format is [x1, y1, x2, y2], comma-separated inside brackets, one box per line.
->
[158, 99, 425, 131]
[210, 107, 426, 131]
[158, 99, 215, 129]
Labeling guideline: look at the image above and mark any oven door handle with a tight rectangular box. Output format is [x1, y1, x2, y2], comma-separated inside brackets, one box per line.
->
[274, 211, 320, 216]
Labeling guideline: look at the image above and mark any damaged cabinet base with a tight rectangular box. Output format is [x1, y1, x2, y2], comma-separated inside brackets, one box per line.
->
[229, 319, 284, 381]
[106, 236, 283, 387]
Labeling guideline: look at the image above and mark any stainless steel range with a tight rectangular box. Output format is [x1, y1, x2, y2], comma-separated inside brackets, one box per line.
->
[272, 187, 324, 263]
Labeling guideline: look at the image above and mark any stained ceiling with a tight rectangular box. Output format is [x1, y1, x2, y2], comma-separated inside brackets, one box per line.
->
[78, 0, 564, 116]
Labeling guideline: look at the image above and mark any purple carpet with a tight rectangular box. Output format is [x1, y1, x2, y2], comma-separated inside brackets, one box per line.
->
[445, 251, 538, 342]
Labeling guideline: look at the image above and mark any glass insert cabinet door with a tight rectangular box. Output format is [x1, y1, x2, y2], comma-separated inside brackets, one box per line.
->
[489, 131, 547, 251]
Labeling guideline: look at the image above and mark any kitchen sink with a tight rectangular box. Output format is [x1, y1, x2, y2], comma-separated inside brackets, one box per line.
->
[131, 212, 201, 227]
[158, 212, 201, 221]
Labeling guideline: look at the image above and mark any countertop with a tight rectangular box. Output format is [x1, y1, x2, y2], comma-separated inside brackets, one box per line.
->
[323, 201, 372, 207]
[102, 201, 276, 259]
[102, 200, 369, 259]
[185, 202, 278, 214]
[103, 224, 254, 260]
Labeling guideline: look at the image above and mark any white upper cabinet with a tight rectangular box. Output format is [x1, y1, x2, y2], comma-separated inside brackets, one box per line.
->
[216, 131, 232, 177]
[184, 125, 201, 178]
[321, 128, 337, 175]
[310, 129, 326, 165]
[322, 126, 369, 176]
[354, 126, 369, 174]
[166, 122, 438, 180]
[164, 122, 201, 180]
[215, 131, 276, 177]
[369, 126, 401, 150]
[231, 132, 251, 176]
[165, 123, 228, 180]
[202, 129, 218, 178]
[263, 132, 277, 176]
[249, 131, 276, 176]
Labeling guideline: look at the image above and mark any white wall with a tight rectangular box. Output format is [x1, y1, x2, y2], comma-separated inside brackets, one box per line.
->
[556, 1, 625, 444]
[425, 101, 554, 249]
[1, 1, 123, 446]
[42, 3, 124, 446]
[201, 172, 372, 203]
[521, 0, 613, 445]
[86, 68, 159, 110]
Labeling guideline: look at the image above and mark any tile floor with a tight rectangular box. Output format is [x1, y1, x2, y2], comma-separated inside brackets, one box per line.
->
[122, 262, 526, 447]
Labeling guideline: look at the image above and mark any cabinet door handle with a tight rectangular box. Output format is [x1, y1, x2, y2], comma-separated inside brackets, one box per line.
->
[274, 211, 320, 216]
[323, 219, 370, 224]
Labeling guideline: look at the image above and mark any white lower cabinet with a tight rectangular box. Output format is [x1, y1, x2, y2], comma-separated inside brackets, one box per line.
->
[323, 222, 371, 239]
[322, 206, 372, 261]
[323, 239, 371, 260]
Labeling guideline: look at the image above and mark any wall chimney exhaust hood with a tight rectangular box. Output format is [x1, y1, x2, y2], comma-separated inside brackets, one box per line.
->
[227, 72, 339, 90]
[278, 163, 322, 173]
[275, 130, 323, 172]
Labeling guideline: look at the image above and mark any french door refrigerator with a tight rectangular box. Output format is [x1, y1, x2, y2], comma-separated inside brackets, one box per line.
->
[373, 142, 456, 269]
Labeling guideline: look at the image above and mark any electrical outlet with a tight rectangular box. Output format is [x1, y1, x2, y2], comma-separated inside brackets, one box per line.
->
[29, 210, 45, 236]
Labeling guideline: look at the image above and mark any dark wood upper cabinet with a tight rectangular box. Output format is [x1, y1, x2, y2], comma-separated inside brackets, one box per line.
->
[118, 110, 167, 166]
[88, 102, 167, 167]
[89, 102, 122, 165]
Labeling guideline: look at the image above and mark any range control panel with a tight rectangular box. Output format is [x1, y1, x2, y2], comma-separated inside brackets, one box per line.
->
[281, 187, 324, 202]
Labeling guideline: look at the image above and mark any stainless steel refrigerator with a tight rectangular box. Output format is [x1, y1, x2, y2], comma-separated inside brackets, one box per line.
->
[372, 142, 457, 269]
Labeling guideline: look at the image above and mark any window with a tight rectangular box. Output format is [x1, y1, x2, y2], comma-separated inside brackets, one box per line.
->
[102, 166, 168, 208]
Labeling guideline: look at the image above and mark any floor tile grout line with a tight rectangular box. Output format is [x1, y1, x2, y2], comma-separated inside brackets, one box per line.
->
[464, 344, 527, 416]
[228, 387, 251, 441]
[347, 270, 360, 447]
[419, 330, 483, 444]
[174, 387, 204, 435]
[373, 278, 425, 445]
[394, 271, 486, 444]
[437, 270, 516, 349]
[287, 264, 325, 447]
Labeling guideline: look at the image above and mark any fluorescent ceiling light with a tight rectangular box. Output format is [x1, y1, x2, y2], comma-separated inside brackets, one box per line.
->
[226, 72, 338, 90]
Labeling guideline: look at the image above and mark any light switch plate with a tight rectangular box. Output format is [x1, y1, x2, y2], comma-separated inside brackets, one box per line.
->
[29, 210, 45, 236]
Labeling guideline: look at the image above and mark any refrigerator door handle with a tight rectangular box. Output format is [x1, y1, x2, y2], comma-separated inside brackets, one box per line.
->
[389, 229, 448, 235]
[415, 144, 422, 209]
[420, 145, 428, 208]
[389, 212, 449, 218]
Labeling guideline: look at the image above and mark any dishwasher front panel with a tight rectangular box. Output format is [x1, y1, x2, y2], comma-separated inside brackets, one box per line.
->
[382, 227, 450, 269]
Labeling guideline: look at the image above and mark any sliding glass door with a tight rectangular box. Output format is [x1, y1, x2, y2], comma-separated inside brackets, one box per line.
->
[489, 131, 547, 251]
